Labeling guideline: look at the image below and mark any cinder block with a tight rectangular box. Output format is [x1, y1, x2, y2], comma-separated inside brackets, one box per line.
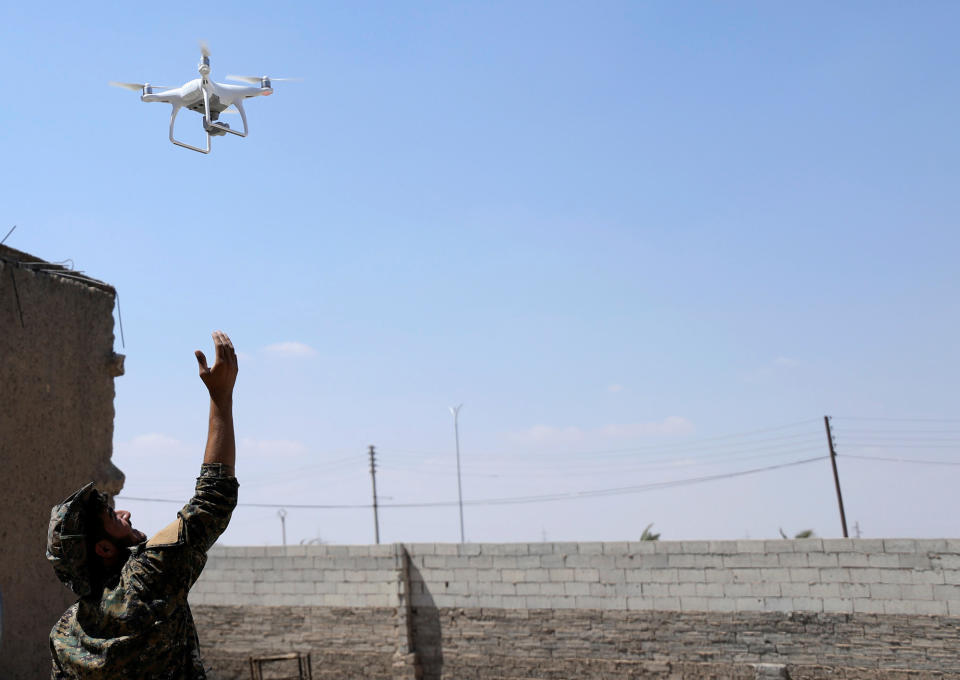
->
[808, 583, 840, 598]
[551, 542, 581, 555]
[821, 539, 855, 552]
[539, 554, 566, 568]
[853, 598, 885, 614]
[526, 542, 554, 555]
[915, 539, 949, 553]
[883, 539, 917, 553]
[763, 597, 794, 612]
[679, 596, 710, 611]
[564, 582, 591, 596]
[735, 540, 767, 553]
[735, 597, 765, 611]
[626, 596, 653, 610]
[492, 556, 520, 569]
[881, 599, 917, 614]
[500, 595, 527, 608]
[822, 598, 853, 613]
[849, 539, 884, 553]
[788, 568, 819, 582]
[626, 541, 658, 554]
[574, 568, 600, 582]
[707, 597, 737, 612]
[676, 569, 706, 583]
[724, 554, 780, 568]
[575, 595, 626, 609]
[653, 541, 686, 554]
[760, 568, 791, 582]
[866, 554, 900, 568]
[899, 554, 933, 570]
[901, 584, 934, 600]
[933, 584, 960, 600]
[704, 569, 734, 584]
[679, 541, 711, 553]
[565, 554, 614, 569]
[792, 539, 824, 552]
[838, 583, 870, 598]
[502, 569, 526, 583]
[870, 583, 901, 599]
[819, 568, 851, 583]
[539, 582, 566, 596]
[695, 582, 724, 597]
[651, 596, 682, 611]
[603, 541, 630, 555]
[579, 542, 605, 555]
[640, 583, 669, 597]
[807, 552, 839, 567]
[750, 583, 781, 597]
[667, 582, 699, 598]
[525, 596, 561, 609]
[791, 597, 824, 612]
[723, 583, 752, 598]
[847, 568, 883, 584]
[780, 583, 811, 598]
[763, 541, 795, 554]
[598, 568, 626, 585]
[707, 541, 739, 554]
[913, 600, 947, 615]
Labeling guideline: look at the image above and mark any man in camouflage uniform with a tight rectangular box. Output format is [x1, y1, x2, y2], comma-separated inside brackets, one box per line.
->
[47, 331, 239, 679]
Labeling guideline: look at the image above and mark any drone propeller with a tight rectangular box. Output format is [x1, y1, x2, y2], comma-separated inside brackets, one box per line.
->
[199, 39, 211, 58]
[226, 75, 302, 84]
[109, 81, 173, 91]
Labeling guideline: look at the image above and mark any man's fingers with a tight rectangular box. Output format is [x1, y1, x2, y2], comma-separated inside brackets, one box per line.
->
[221, 332, 238, 367]
[195, 350, 209, 374]
[213, 331, 227, 364]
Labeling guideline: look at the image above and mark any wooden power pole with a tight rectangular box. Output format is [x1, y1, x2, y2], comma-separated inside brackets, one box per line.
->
[369, 445, 380, 544]
[823, 416, 849, 538]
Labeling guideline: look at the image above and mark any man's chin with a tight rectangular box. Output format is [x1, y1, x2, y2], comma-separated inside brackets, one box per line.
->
[133, 530, 147, 544]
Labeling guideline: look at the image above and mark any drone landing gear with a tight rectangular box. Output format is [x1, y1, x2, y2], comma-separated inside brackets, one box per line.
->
[168, 88, 248, 154]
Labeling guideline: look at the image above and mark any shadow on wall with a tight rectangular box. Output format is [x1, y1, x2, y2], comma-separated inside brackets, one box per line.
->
[407, 561, 442, 680]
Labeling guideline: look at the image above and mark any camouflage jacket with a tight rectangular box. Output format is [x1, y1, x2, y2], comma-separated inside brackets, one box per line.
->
[50, 464, 239, 680]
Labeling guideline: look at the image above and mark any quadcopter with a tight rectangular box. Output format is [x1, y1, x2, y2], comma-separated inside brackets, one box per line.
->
[110, 42, 297, 154]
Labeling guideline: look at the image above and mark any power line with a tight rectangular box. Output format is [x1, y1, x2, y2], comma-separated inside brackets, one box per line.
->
[382, 418, 821, 459]
[116, 455, 827, 510]
[842, 454, 960, 466]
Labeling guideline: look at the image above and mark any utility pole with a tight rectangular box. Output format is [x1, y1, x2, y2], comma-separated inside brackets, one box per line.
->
[450, 404, 465, 543]
[369, 445, 380, 544]
[277, 508, 287, 546]
[823, 416, 849, 538]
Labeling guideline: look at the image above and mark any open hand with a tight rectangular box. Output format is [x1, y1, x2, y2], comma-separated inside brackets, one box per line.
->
[195, 330, 238, 404]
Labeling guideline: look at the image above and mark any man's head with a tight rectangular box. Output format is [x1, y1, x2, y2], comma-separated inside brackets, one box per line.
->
[83, 493, 147, 568]
[47, 483, 147, 596]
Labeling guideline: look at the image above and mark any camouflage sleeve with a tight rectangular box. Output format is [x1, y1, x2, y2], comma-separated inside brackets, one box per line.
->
[126, 464, 238, 596]
[178, 462, 239, 553]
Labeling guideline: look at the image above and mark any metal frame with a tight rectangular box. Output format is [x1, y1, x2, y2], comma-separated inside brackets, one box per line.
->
[248, 652, 312, 680]
[169, 86, 248, 155]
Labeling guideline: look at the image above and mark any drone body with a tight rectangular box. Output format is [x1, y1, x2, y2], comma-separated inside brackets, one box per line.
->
[111, 44, 294, 154]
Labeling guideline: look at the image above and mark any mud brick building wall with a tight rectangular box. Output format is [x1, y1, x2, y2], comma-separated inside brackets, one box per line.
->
[0, 246, 125, 680]
[191, 538, 960, 680]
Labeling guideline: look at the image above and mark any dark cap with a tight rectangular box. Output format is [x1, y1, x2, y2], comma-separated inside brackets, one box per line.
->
[46, 482, 108, 597]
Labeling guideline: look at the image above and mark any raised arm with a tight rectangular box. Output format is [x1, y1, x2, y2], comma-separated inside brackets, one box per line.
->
[195, 330, 238, 470]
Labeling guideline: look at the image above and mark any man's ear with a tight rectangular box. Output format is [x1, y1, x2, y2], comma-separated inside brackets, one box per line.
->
[94, 539, 117, 559]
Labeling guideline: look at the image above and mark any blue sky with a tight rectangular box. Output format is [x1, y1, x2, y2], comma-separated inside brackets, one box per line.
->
[3, 2, 959, 545]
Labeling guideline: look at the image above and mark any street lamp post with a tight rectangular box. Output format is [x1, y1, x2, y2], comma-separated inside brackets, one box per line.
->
[449, 404, 465, 543]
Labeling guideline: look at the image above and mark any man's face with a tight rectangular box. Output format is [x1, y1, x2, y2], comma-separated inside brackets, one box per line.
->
[100, 507, 147, 546]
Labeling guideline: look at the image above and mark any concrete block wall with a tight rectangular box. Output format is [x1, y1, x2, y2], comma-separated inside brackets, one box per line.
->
[194, 539, 960, 616]
[191, 543, 402, 608]
[190, 539, 960, 679]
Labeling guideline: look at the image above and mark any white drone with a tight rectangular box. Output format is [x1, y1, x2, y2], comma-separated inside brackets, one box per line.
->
[110, 42, 297, 154]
